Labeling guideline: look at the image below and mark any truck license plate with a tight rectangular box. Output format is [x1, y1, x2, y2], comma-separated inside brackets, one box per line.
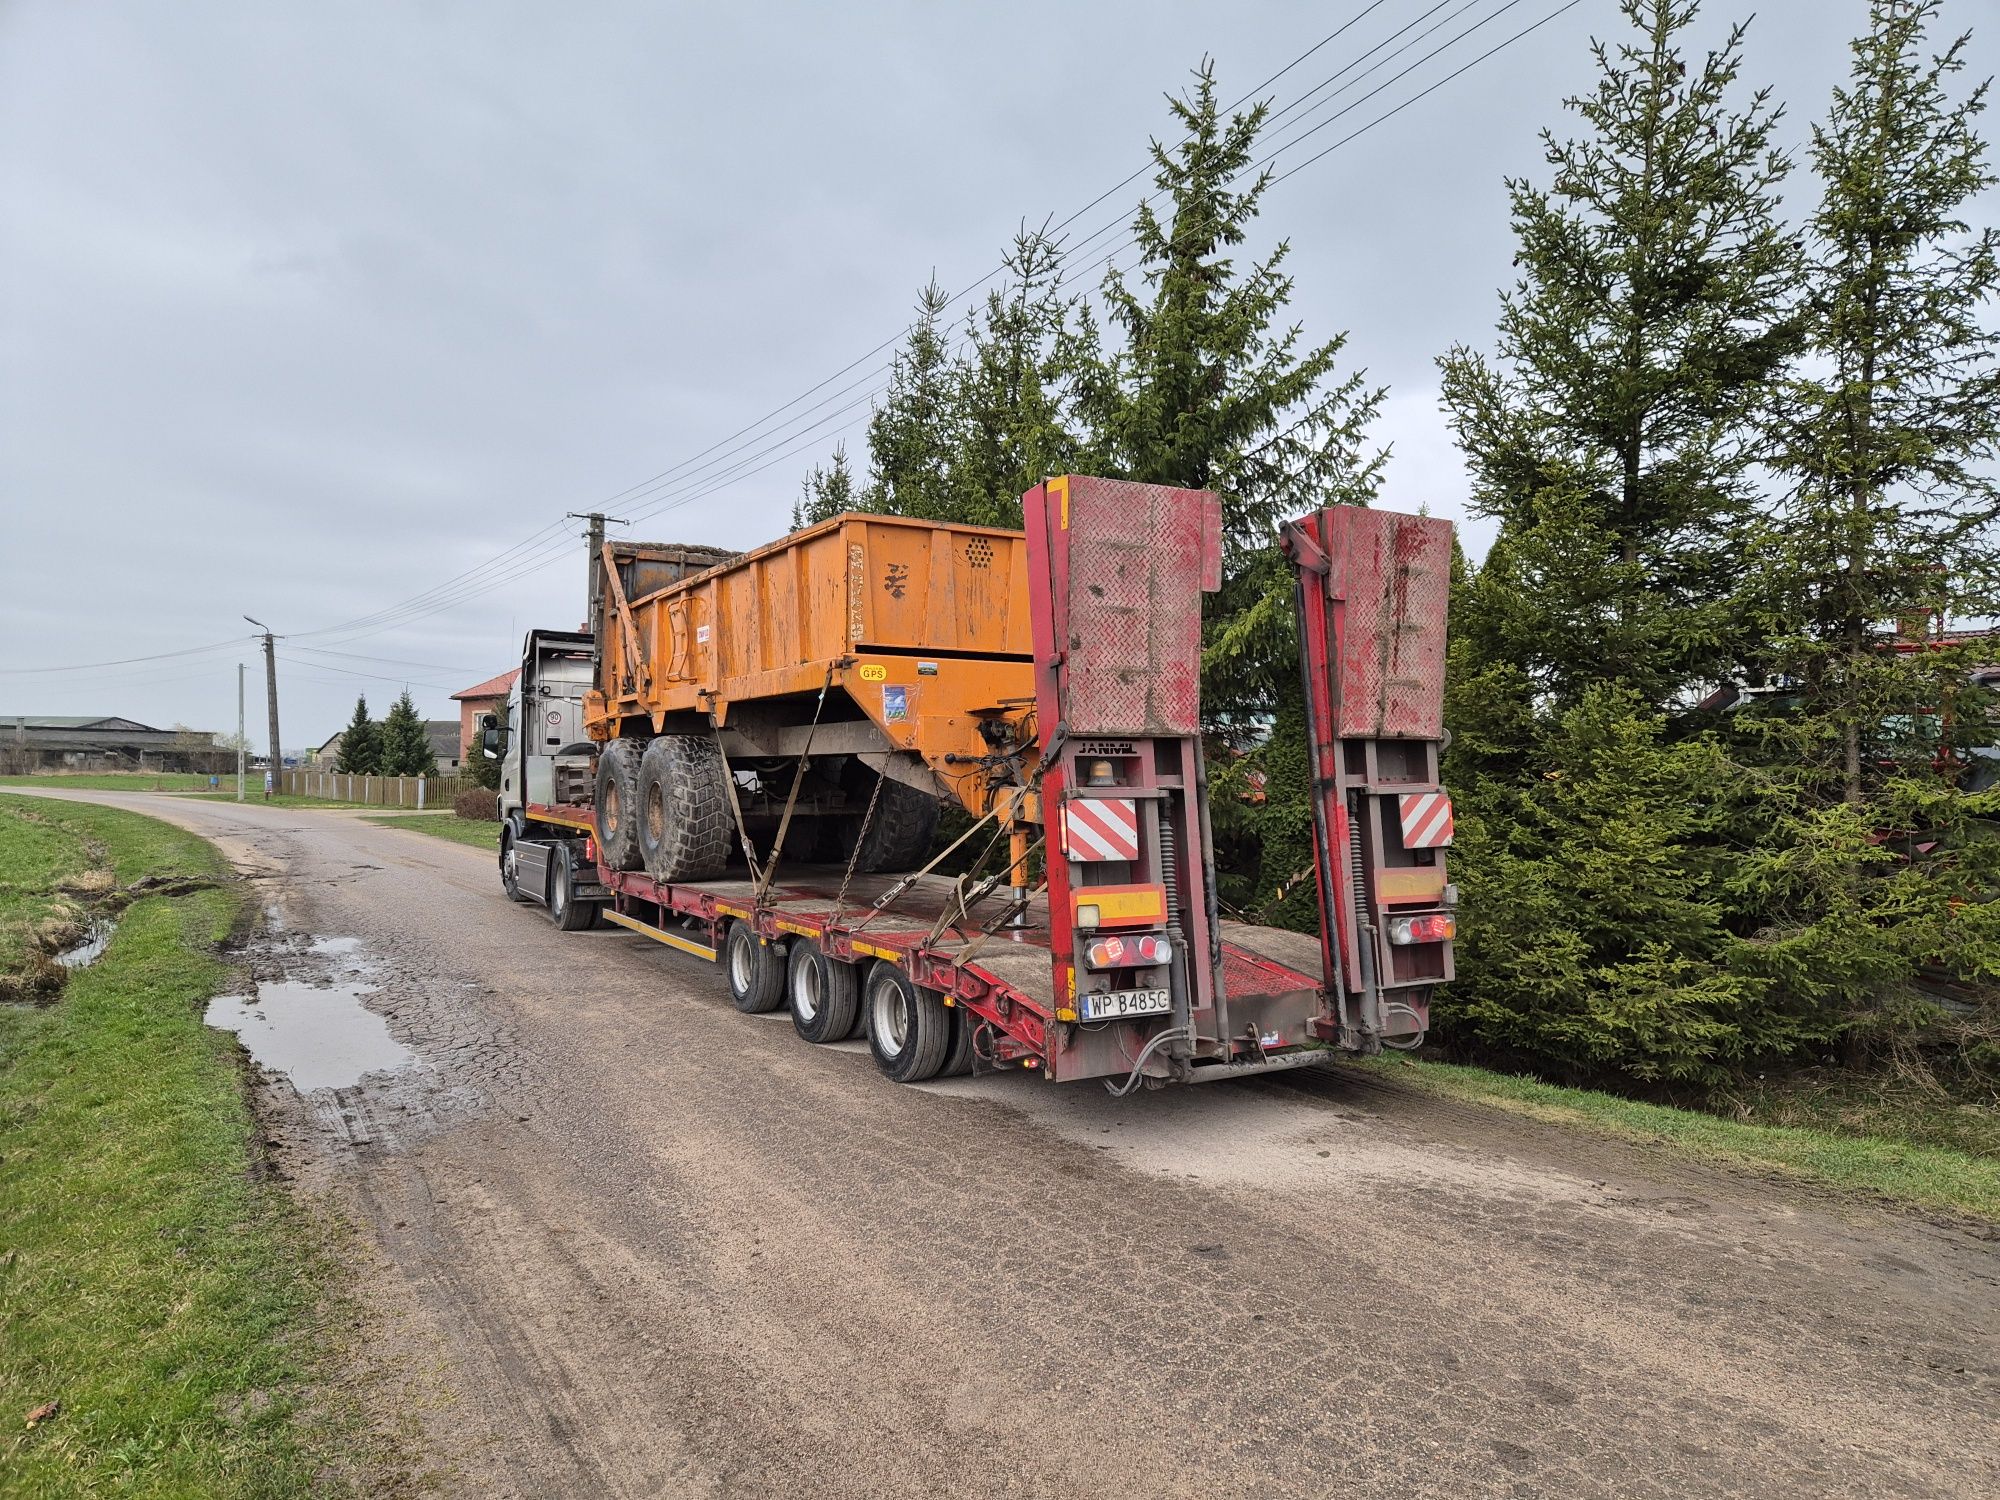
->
[1078, 988, 1171, 1021]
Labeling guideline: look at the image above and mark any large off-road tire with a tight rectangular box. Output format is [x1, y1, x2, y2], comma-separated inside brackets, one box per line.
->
[865, 962, 952, 1083]
[842, 765, 940, 874]
[548, 842, 600, 931]
[636, 735, 731, 882]
[499, 818, 531, 902]
[723, 920, 785, 1014]
[595, 739, 646, 872]
[788, 939, 860, 1044]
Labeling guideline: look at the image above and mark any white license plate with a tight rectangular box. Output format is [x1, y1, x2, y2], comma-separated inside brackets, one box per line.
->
[1078, 987, 1172, 1021]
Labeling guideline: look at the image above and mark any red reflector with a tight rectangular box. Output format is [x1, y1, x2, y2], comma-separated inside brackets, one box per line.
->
[1083, 932, 1174, 970]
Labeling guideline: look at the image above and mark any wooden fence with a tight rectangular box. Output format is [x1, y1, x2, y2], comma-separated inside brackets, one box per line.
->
[283, 770, 466, 807]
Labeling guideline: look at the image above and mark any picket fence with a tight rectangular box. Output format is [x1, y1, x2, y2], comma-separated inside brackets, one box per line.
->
[283, 769, 466, 807]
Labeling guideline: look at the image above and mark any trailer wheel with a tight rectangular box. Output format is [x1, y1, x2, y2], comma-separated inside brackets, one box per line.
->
[864, 963, 952, 1083]
[637, 735, 732, 882]
[788, 940, 860, 1043]
[723, 920, 785, 1013]
[499, 820, 530, 902]
[548, 843, 599, 931]
[844, 767, 941, 874]
[942, 1004, 976, 1077]
[595, 739, 646, 872]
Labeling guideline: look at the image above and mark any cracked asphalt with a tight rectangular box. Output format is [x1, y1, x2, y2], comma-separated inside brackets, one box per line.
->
[23, 790, 2000, 1499]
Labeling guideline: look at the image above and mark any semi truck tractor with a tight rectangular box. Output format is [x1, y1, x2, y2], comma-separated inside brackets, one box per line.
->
[488, 475, 1455, 1091]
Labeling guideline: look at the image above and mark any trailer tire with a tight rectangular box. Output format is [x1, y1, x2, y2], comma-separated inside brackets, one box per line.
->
[548, 842, 599, 931]
[864, 962, 952, 1083]
[723, 920, 785, 1014]
[595, 739, 646, 872]
[942, 1004, 976, 1077]
[787, 940, 860, 1044]
[637, 735, 731, 882]
[845, 768, 940, 874]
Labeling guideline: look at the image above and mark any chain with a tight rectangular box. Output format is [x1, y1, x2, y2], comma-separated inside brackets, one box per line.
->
[828, 762, 889, 927]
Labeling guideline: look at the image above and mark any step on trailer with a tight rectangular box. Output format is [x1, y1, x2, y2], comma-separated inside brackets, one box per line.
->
[487, 475, 1455, 1090]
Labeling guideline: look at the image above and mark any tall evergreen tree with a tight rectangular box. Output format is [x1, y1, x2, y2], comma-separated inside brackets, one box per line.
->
[1067, 63, 1386, 922]
[1734, 0, 2000, 1064]
[1073, 62, 1384, 734]
[335, 696, 382, 775]
[379, 690, 435, 777]
[1435, 0, 1798, 1083]
[1440, 0, 1798, 712]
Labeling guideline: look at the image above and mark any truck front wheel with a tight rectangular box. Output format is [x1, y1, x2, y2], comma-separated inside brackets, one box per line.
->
[500, 820, 530, 902]
[864, 963, 952, 1083]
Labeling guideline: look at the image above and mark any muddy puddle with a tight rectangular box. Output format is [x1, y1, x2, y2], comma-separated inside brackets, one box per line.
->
[55, 917, 117, 969]
[206, 935, 416, 1093]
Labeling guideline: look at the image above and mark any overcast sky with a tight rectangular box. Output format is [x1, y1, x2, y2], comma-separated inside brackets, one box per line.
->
[2, 1, 1994, 752]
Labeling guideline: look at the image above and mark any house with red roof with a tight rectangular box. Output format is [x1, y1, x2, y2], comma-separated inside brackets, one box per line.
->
[450, 668, 521, 760]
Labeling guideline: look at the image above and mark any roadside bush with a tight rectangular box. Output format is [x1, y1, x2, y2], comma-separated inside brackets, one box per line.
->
[454, 788, 499, 822]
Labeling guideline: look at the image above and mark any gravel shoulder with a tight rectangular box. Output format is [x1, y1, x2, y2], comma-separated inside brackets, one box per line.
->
[18, 787, 1999, 1500]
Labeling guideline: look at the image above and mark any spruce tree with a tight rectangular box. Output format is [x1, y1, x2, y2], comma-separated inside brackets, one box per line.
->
[1439, 0, 1799, 710]
[335, 696, 382, 775]
[945, 226, 1091, 528]
[793, 441, 858, 529]
[1735, 0, 2000, 1065]
[1435, 0, 1797, 1083]
[863, 280, 961, 519]
[379, 690, 435, 777]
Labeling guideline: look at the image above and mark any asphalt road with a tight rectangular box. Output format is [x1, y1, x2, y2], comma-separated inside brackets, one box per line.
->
[27, 791, 2000, 1499]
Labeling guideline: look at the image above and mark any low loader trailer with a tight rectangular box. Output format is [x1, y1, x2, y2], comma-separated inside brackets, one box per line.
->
[489, 475, 1456, 1090]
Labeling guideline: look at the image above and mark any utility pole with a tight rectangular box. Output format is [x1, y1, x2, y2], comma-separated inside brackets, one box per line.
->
[236, 662, 246, 801]
[567, 510, 628, 676]
[244, 616, 280, 799]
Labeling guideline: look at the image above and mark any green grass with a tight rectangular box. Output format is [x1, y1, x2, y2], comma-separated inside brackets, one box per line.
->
[0, 795, 363, 1496]
[363, 813, 500, 850]
[0, 801, 100, 972]
[1359, 1053, 2000, 1223]
[0, 772, 222, 793]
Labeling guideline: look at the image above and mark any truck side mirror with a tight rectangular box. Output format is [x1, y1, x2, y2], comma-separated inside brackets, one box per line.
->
[479, 714, 501, 756]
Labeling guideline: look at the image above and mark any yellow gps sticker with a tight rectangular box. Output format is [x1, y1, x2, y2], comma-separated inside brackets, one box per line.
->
[857, 664, 887, 682]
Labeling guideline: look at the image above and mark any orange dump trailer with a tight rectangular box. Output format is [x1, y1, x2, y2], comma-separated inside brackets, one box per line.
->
[581, 513, 1045, 886]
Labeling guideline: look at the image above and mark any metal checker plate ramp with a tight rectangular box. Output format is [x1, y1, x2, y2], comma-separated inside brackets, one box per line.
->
[1063, 477, 1217, 737]
[1326, 508, 1452, 740]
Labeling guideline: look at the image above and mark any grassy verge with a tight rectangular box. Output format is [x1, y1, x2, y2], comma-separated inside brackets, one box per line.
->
[0, 794, 359, 1495]
[1359, 1053, 2000, 1223]
[363, 813, 500, 850]
[0, 773, 222, 793]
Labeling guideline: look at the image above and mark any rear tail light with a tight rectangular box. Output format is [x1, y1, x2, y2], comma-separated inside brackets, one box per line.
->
[1387, 913, 1455, 945]
[1083, 933, 1174, 970]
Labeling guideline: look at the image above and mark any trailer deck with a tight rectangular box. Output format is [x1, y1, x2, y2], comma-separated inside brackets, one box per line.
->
[581, 850, 1325, 1082]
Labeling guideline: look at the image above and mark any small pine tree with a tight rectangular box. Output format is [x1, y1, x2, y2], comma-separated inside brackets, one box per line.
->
[335, 697, 382, 774]
[863, 280, 961, 519]
[379, 691, 435, 777]
[792, 441, 858, 529]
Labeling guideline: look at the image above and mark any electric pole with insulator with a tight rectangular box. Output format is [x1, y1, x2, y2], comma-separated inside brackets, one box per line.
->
[568, 510, 628, 676]
[244, 616, 280, 798]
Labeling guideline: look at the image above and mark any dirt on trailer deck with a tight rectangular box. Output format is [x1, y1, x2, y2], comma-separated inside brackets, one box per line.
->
[18, 787, 2000, 1500]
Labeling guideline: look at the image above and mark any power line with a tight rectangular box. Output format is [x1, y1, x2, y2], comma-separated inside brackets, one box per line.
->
[0, 633, 258, 675]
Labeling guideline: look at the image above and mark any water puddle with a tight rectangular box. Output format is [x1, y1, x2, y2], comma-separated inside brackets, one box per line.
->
[56, 917, 117, 969]
[206, 977, 415, 1093]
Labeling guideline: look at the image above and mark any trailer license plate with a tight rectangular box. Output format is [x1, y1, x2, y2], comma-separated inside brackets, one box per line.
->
[1078, 988, 1171, 1021]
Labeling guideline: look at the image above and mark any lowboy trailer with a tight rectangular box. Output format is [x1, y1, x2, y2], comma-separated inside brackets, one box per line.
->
[490, 476, 1455, 1090]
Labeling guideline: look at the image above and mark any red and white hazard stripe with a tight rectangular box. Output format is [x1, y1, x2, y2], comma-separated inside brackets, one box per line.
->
[1398, 791, 1454, 849]
[1063, 797, 1140, 862]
